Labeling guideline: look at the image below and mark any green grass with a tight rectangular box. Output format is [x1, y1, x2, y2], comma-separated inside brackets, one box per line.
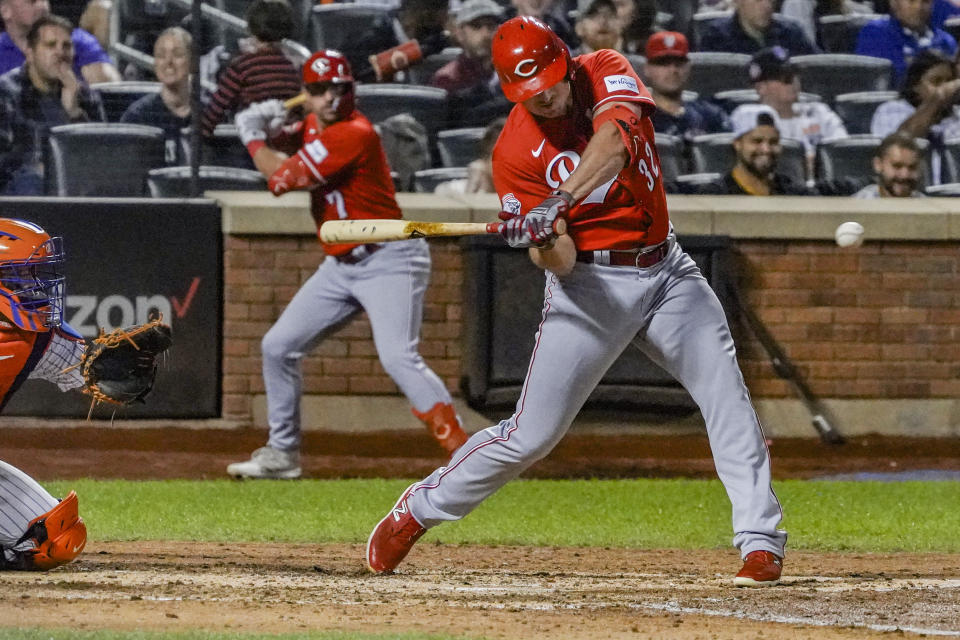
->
[0, 631, 469, 640]
[44, 478, 960, 553]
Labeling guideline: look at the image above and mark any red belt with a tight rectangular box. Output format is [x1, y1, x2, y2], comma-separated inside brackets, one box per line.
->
[576, 242, 669, 268]
[336, 243, 382, 264]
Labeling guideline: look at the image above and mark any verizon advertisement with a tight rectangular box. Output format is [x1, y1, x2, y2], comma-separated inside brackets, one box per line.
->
[1, 199, 222, 418]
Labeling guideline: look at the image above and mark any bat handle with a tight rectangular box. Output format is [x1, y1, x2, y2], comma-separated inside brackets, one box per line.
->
[283, 93, 306, 110]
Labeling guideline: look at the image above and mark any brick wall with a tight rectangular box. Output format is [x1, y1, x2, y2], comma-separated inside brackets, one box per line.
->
[222, 235, 960, 423]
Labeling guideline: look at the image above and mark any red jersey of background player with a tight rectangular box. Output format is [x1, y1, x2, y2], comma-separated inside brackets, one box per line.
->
[492, 49, 669, 251]
[270, 111, 402, 257]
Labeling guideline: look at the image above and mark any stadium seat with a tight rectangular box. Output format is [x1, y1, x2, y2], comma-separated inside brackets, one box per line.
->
[180, 124, 256, 170]
[713, 89, 823, 113]
[938, 138, 960, 184]
[654, 133, 684, 182]
[626, 53, 646, 81]
[355, 84, 450, 136]
[145, 165, 267, 197]
[437, 127, 485, 168]
[815, 135, 880, 183]
[406, 48, 463, 85]
[91, 81, 161, 122]
[942, 16, 960, 43]
[674, 172, 723, 191]
[791, 54, 891, 105]
[45, 123, 165, 197]
[924, 182, 960, 196]
[833, 91, 899, 134]
[685, 52, 751, 99]
[691, 10, 732, 49]
[817, 13, 884, 53]
[414, 167, 469, 193]
[308, 3, 394, 73]
[691, 133, 806, 184]
[279, 38, 312, 70]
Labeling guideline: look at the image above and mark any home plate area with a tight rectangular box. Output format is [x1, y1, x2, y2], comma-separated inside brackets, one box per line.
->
[1, 542, 958, 639]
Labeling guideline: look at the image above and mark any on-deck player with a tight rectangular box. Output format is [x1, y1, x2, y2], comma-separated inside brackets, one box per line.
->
[0, 217, 87, 570]
[366, 17, 787, 586]
[227, 49, 469, 479]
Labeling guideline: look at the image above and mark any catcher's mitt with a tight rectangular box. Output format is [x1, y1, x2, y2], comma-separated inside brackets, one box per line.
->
[80, 316, 172, 411]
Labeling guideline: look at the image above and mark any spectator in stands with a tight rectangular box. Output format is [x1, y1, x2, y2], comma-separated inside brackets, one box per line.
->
[508, 0, 579, 48]
[853, 131, 927, 197]
[698, 104, 813, 194]
[434, 116, 506, 195]
[0, 14, 104, 194]
[872, 49, 960, 182]
[644, 31, 731, 139]
[199, 0, 301, 138]
[573, 0, 624, 54]
[120, 27, 191, 166]
[698, 0, 820, 55]
[620, 0, 659, 54]
[430, 0, 510, 127]
[355, 0, 451, 82]
[0, 0, 120, 83]
[856, 0, 958, 88]
[779, 0, 875, 49]
[741, 46, 847, 180]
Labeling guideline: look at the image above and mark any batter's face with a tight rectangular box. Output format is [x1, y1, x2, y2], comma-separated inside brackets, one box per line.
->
[874, 145, 921, 197]
[305, 82, 350, 124]
[733, 125, 781, 178]
[522, 80, 572, 119]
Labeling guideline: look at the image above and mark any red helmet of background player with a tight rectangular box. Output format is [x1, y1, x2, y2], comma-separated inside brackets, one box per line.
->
[0, 218, 65, 332]
[492, 16, 570, 103]
[302, 49, 356, 118]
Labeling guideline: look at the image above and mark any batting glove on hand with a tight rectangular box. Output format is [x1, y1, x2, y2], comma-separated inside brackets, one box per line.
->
[525, 190, 573, 247]
[234, 99, 286, 146]
[498, 209, 536, 248]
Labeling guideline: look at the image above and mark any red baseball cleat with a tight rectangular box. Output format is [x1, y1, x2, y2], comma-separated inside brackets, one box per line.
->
[366, 485, 426, 573]
[733, 550, 782, 587]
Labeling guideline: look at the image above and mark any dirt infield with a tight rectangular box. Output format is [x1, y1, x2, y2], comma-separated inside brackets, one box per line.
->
[3, 542, 959, 638]
[2, 425, 960, 638]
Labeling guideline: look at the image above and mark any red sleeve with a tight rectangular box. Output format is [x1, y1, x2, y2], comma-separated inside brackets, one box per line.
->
[581, 50, 656, 115]
[296, 118, 368, 185]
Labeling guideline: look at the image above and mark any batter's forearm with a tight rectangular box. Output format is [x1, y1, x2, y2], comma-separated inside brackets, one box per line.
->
[558, 122, 628, 202]
[252, 146, 289, 178]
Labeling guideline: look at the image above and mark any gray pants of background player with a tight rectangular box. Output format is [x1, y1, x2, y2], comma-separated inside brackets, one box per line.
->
[409, 238, 787, 558]
[262, 239, 454, 452]
[0, 460, 58, 562]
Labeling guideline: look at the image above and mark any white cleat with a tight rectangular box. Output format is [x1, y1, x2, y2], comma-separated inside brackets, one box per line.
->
[227, 446, 301, 479]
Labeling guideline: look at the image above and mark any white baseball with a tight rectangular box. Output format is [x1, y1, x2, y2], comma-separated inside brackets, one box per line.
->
[834, 221, 864, 248]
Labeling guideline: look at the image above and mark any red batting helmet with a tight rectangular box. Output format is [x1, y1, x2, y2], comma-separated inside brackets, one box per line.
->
[492, 16, 570, 103]
[0, 218, 64, 332]
[302, 49, 355, 118]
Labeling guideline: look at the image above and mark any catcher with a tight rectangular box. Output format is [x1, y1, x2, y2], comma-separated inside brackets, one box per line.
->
[0, 217, 172, 571]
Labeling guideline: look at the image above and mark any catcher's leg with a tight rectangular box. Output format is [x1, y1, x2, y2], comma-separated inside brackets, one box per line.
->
[0, 461, 85, 571]
[353, 240, 467, 455]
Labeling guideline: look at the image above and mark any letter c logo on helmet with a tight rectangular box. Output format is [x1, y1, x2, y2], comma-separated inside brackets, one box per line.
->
[514, 59, 539, 77]
[492, 16, 570, 103]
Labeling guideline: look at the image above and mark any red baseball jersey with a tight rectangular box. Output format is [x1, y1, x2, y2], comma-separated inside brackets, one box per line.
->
[273, 111, 402, 257]
[492, 49, 670, 251]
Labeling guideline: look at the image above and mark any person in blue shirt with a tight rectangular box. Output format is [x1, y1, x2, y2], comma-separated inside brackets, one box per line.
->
[0, 0, 119, 83]
[856, 0, 958, 88]
[644, 31, 731, 140]
[698, 0, 820, 55]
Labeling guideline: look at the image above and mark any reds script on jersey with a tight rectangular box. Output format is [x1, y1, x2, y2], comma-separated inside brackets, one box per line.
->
[273, 111, 401, 256]
[493, 50, 669, 251]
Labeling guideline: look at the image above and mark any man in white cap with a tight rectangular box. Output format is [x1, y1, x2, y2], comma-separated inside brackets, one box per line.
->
[430, 0, 508, 126]
[700, 104, 812, 195]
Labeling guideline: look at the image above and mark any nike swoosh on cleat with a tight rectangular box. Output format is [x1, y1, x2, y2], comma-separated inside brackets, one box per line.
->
[531, 139, 545, 158]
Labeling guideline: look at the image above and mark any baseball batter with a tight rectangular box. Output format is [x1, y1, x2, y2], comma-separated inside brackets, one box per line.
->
[367, 17, 787, 586]
[0, 218, 87, 570]
[227, 50, 468, 479]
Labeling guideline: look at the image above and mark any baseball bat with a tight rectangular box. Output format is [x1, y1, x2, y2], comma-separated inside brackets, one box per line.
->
[284, 93, 306, 110]
[320, 218, 567, 243]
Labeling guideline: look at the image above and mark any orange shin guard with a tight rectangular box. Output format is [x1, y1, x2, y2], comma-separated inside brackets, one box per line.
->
[412, 402, 468, 456]
[17, 490, 87, 570]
